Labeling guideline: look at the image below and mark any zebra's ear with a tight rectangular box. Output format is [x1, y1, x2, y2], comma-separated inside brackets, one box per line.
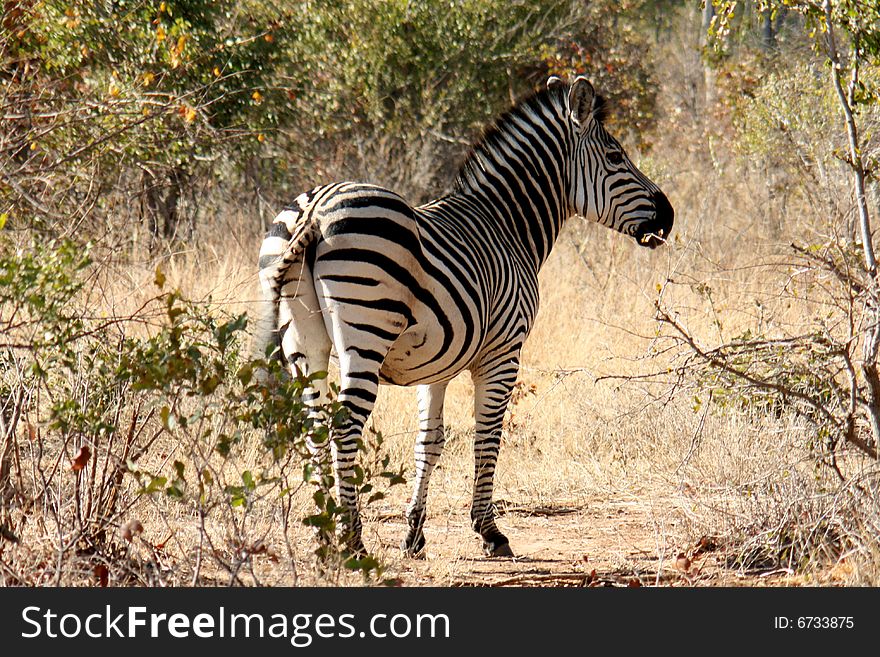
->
[568, 76, 596, 129]
[547, 75, 564, 90]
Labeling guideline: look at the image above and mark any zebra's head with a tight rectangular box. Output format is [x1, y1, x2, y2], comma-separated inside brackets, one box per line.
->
[559, 76, 674, 249]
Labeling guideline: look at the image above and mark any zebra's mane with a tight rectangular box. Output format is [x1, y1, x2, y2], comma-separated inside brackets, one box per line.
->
[453, 82, 607, 194]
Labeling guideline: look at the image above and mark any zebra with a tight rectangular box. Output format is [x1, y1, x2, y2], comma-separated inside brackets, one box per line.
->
[252, 76, 673, 558]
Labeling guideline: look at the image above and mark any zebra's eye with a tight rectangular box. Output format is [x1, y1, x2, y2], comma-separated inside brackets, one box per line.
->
[607, 151, 624, 165]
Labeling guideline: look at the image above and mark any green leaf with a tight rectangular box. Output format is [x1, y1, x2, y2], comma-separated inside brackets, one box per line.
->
[344, 554, 380, 573]
[160, 405, 176, 431]
[216, 434, 233, 457]
[141, 475, 167, 494]
[303, 512, 335, 530]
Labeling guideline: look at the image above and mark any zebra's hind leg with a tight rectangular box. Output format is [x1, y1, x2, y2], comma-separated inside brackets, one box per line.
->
[315, 276, 408, 557]
[330, 361, 390, 557]
[275, 268, 334, 548]
[470, 360, 519, 558]
[402, 381, 449, 558]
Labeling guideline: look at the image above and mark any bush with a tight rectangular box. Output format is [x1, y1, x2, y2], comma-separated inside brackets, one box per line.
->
[2, 0, 662, 241]
[0, 236, 403, 585]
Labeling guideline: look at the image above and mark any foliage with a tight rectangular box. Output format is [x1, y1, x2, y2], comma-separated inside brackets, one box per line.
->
[728, 61, 839, 173]
[2, 0, 298, 239]
[0, 236, 91, 353]
[673, 0, 880, 467]
[0, 236, 404, 583]
[289, 0, 657, 140]
[311, 0, 659, 192]
[13, 0, 289, 146]
[2, 0, 664, 234]
[1, 236, 143, 562]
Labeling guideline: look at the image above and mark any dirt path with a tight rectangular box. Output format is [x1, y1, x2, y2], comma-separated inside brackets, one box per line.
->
[370, 496, 739, 587]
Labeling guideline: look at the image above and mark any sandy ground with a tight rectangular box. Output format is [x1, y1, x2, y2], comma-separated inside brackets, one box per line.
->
[363, 496, 761, 587]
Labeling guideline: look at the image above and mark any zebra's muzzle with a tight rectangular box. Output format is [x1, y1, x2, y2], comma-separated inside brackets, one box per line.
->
[635, 190, 674, 249]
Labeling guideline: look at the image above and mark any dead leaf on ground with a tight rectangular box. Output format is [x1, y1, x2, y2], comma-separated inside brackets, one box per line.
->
[584, 569, 599, 587]
[120, 519, 144, 542]
[70, 446, 91, 471]
[154, 532, 173, 550]
[694, 535, 720, 555]
[675, 553, 691, 573]
[94, 564, 109, 587]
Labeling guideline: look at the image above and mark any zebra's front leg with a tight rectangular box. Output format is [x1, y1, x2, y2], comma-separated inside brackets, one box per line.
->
[402, 381, 449, 558]
[471, 362, 518, 557]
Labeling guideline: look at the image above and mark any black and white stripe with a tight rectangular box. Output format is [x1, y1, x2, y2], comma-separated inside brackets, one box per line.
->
[252, 76, 673, 557]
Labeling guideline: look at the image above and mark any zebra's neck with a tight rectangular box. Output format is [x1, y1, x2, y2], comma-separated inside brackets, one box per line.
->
[452, 89, 574, 271]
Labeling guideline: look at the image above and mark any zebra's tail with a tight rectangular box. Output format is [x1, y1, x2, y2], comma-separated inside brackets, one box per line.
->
[249, 193, 321, 368]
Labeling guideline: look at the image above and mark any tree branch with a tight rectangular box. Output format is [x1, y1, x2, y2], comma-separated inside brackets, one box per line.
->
[823, 0, 876, 275]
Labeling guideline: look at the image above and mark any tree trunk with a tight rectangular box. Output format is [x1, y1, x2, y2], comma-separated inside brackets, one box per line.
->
[701, 2, 716, 107]
[761, 11, 775, 51]
[162, 168, 185, 240]
[141, 168, 189, 245]
[823, 0, 880, 455]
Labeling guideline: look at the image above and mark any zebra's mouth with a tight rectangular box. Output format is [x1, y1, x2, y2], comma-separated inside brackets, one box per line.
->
[635, 191, 674, 249]
[639, 229, 667, 249]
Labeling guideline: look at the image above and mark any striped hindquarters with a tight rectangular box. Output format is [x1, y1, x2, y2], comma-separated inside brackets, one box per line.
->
[250, 187, 328, 363]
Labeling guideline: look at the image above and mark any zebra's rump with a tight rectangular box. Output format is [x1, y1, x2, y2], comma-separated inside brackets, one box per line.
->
[298, 183, 488, 386]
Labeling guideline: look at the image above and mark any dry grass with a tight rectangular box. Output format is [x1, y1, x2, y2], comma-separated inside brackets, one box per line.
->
[102, 188, 868, 586]
[5, 26, 880, 586]
[5, 170, 876, 586]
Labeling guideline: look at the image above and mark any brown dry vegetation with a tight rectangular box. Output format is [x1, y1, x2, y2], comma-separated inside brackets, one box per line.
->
[4, 4, 880, 587]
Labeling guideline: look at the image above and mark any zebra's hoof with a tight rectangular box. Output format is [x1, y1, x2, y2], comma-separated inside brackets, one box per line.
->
[343, 537, 367, 559]
[401, 532, 427, 559]
[483, 540, 514, 558]
[401, 541, 427, 560]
